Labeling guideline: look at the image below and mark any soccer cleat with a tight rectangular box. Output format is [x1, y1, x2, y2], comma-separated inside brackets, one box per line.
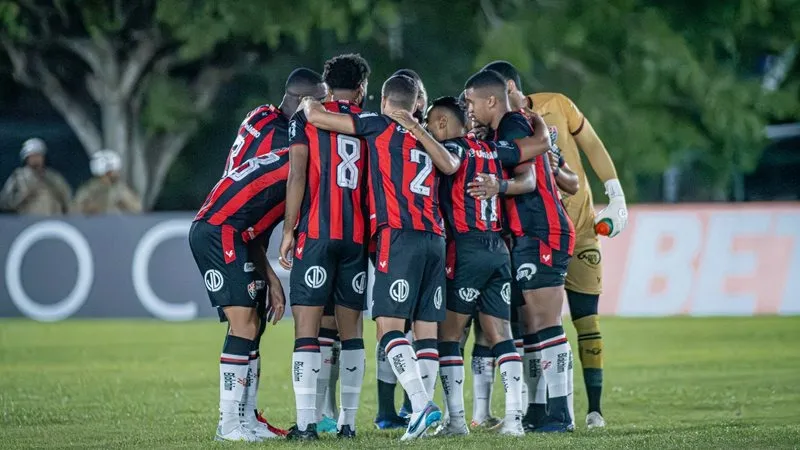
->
[337, 424, 356, 438]
[470, 416, 501, 429]
[214, 424, 259, 442]
[255, 410, 288, 437]
[586, 411, 606, 429]
[243, 418, 282, 440]
[522, 405, 548, 432]
[374, 414, 409, 430]
[400, 402, 442, 441]
[285, 423, 319, 441]
[398, 404, 412, 419]
[434, 419, 469, 436]
[317, 415, 338, 434]
[533, 422, 572, 433]
[497, 415, 525, 436]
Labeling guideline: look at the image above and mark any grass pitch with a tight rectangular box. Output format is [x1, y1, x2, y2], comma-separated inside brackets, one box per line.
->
[1, 316, 799, 449]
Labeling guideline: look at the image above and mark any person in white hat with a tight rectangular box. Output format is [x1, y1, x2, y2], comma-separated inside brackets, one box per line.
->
[71, 150, 142, 214]
[0, 138, 72, 215]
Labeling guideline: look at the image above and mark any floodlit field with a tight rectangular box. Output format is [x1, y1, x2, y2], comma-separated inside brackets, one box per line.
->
[1, 317, 799, 448]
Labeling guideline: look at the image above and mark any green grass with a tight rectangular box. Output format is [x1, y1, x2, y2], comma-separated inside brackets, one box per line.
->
[1, 317, 799, 448]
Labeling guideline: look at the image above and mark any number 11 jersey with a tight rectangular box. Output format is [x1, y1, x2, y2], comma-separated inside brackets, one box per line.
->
[289, 100, 368, 245]
[349, 111, 444, 237]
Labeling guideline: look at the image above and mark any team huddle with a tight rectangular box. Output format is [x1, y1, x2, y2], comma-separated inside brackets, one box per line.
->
[188, 53, 628, 442]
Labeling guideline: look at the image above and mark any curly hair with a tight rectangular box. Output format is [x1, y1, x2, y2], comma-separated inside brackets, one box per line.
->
[322, 53, 371, 90]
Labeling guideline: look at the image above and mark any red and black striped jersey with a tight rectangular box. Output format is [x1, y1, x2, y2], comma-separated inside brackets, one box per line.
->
[289, 101, 368, 244]
[438, 136, 522, 234]
[195, 148, 289, 242]
[495, 111, 575, 254]
[350, 112, 444, 237]
[220, 104, 289, 177]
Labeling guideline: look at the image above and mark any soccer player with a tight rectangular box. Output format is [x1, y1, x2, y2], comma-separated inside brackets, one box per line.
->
[464, 69, 576, 433]
[400, 95, 552, 436]
[278, 53, 372, 440]
[484, 60, 629, 429]
[188, 68, 325, 442]
[300, 74, 448, 441]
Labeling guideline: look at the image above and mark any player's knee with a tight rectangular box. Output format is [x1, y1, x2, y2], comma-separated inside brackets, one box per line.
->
[478, 315, 511, 345]
[567, 290, 599, 320]
[229, 319, 258, 340]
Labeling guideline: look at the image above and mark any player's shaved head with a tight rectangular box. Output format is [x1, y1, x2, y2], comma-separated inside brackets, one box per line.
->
[323, 53, 371, 90]
[285, 67, 323, 90]
[464, 70, 507, 100]
[427, 96, 466, 128]
[482, 60, 522, 91]
[381, 75, 418, 112]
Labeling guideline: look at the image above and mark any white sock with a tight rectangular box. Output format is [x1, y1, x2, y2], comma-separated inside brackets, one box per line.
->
[471, 348, 494, 423]
[414, 340, 439, 398]
[338, 339, 365, 429]
[495, 343, 524, 420]
[439, 342, 465, 422]
[292, 339, 321, 431]
[524, 335, 548, 409]
[376, 342, 397, 384]
[219, 338, 252, 434]
[515, 339, 528, 407]
[567, 346, 575, 426]
[242, 350, 260, 424]
[315, 337, 335, 422]
[539, 328, 571, 424]
[325, 340, 340, 419]
[384, 333, 429, 412]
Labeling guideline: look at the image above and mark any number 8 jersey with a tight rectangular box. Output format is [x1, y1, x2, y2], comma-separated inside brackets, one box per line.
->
[289, 100, 369, 244]
[350, 111, 444, 238]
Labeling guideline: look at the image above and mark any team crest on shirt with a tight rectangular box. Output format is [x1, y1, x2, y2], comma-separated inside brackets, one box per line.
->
[577, 249, 601, 266]
[516, 263, 537, 281]
[434, 287, 443, 310]
[458, 288, 480, 303]
[247, 281, 258, 300]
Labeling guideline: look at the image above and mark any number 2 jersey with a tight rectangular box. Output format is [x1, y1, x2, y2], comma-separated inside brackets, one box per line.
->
[495, 111, 575, 254]
[289, 100, 368, 244]
[349, 112, 444, 237]
[194, 104, 290, 241]
[438, 136, 523, 234]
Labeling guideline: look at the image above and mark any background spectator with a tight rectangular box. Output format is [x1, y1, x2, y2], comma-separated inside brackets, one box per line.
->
[0, 138, 72, 215]
[71, 150, 142, 215]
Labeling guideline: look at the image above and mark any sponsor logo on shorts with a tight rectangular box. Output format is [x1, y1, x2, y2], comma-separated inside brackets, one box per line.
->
[247, 281, 257, 300]
[243, 262, 255, 272]
[501, 282, 511, 305]
[434, 286, 443, 310]
[204, 269, 224, 292]
[304, 266, 327, 289]
[458, 287, 480, 303]
[389, 279, 409, 303]
[516, 263, 537, 281]
[352, 271, 367, 294]
[577, 248, 602, 266]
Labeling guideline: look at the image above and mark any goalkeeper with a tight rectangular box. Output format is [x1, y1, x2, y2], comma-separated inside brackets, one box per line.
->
[482, 61, 629, 430]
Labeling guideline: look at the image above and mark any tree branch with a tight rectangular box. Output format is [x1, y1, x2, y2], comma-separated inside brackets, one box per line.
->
[59, 37, 106, 76]
[1, 35, 36, 87]
[119, 30, 162, 99]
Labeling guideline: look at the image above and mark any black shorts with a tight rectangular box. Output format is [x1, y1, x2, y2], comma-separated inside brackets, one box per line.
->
[445, 232, 513, 320]
[371, 228, 446, 322]
[188, 221, 265, 316]
[511, 236, 571, 291]
[289, 233, 368, 312]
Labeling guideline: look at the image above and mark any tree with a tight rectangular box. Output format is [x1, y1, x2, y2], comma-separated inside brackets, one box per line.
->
[0, 0, 398, 208]
[474, 0, 800, 200]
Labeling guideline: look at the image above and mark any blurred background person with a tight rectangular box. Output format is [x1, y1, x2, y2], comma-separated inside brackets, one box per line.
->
[71, 150, 142, 215]
[0, 138, 72, 215]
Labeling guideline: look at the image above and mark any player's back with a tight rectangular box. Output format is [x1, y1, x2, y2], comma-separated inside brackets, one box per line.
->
[495, 111, 574, 254]
[221, 104, 289, 177]
[290, 100, 368, 244]
[195, 148, 289, 239]
[439, 136, 506, 234]
[529, 92, 595, 240]
[355, 113, 444, 237]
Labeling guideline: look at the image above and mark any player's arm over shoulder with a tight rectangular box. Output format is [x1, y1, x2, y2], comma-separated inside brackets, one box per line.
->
[496, 112, 533, 141]
[560, 93, 619, 182]
[302, 99, 357, 135]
